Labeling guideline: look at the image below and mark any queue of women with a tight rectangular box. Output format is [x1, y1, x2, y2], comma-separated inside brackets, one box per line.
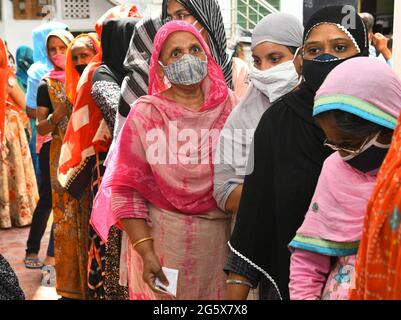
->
[0, 0, 400, 300]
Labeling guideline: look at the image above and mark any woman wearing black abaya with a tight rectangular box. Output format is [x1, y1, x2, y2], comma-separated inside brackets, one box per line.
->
[225, 6, 369, 300]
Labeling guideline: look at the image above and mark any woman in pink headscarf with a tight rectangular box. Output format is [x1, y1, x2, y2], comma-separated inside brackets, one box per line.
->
[91, 21, 237, 300]
[289, 57, 401, 300]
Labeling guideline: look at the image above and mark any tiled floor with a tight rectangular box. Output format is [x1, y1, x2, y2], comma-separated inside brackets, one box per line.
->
[0, 223, 60, 300]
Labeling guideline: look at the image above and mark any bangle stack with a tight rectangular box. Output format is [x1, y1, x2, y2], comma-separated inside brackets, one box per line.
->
[132, 237, 154, 250]
[226, 279, 253, 289]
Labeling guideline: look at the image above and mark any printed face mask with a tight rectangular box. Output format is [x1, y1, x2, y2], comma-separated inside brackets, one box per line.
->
[250, 49, 301, 103]
[341, 132, 390, 173]
[159, 54, 208, 86]
[51, 53, 67, 70]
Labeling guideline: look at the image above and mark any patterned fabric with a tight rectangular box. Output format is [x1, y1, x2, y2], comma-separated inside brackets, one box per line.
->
[104, 226, 129, 300]
[120, 16, 163, 114]
[87, 153, 128, 300]
[124, 205, 231, 300]
[0, 38, 38, 229]
[58, 37, 107, 193]
[65, 34, 99, 104]
[0, 107, 39, 229]
[322, 255, 356, 300]
[88, 153, 106, 300]
[43, 78, 87, 300]
[0, 255, 25, 300]
[91, 80, 120, 133]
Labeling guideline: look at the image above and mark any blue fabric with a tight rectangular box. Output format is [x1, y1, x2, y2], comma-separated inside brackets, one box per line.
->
[16, 46, 33, 92]
[289, 240, 358, 257]
[26, 22, 68, 109]
[313, 102, 397, 130]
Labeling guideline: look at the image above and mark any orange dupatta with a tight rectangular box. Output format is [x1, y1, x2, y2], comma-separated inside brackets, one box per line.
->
[58, 5, 141, 195]
[350, 116, 401, 300]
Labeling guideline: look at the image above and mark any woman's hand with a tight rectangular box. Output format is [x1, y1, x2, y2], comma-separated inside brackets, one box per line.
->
[372, 33, 392, 61]
[142, 251, 169, 293]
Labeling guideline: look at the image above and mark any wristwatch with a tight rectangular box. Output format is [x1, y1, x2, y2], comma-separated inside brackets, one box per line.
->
[47, 114, 55, 126]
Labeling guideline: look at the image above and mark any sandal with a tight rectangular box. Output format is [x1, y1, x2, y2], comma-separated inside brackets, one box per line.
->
[24, 257, 44, 269]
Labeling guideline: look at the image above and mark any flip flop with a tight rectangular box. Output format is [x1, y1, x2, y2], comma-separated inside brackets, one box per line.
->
[24, 257, 44, 269]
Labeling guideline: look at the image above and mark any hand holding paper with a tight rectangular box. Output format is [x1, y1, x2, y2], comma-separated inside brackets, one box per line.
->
[155, 267, 179, 297]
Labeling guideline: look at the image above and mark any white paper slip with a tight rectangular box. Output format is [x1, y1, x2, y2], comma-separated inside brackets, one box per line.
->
[154, 267, 179, 297]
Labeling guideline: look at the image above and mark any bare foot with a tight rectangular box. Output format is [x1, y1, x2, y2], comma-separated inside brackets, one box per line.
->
[43, 256, 55, 266]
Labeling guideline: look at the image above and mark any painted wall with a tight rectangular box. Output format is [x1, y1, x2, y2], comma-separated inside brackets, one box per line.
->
[281, 0, 304, 23]
[0, 0, 115, 55]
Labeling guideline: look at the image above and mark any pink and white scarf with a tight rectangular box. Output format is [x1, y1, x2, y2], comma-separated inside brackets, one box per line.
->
[91, 21, 236, 242]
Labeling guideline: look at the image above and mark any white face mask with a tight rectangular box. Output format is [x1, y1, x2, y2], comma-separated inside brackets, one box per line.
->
[249, 49, 301, 103]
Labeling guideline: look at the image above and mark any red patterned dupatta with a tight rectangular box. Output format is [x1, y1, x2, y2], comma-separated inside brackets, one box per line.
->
[57, 34, 102, 197]
[58, 6, 141, 198]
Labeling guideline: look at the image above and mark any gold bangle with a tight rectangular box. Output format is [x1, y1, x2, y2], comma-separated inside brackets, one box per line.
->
[132, 237, 154, 249]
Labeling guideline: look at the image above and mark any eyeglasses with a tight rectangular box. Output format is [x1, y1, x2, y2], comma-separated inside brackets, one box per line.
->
[165, 13, 193, 23]
[323, 134, 375, 156]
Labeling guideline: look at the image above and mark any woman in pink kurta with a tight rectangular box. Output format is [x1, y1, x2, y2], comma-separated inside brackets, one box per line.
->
[289, 57, 401, 300]
[91, 21, 237, 300]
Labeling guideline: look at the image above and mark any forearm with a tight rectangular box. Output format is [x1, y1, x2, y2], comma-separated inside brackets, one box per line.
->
[26, 107, 37, 120]
[224, 251, 260, 300]
[381, 48, 392, 61]
[36, 116, 54, 136]
[121, 218, 154, 259]
[225, 185, 243, 215]
[289, 249, 331, 300]
[225, 272, 252, 300]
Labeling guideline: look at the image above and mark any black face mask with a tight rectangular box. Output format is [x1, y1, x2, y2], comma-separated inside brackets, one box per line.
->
[303, 54, 353, 92]
[342, 137, 390, 173]
[75, 64, 87, 75]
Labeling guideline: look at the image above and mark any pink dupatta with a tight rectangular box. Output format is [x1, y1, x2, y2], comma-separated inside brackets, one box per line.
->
[289, 152, 377, 256]
[91, 21, 236, 242]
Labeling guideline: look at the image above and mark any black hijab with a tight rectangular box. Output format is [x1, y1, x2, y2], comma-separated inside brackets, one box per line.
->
[99, 18, 140, 86]
[229, 5, 369, 300]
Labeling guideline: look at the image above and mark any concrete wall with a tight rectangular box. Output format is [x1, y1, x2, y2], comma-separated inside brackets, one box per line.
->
[280, 0, 304, 23]
[1, 0, 305, 54]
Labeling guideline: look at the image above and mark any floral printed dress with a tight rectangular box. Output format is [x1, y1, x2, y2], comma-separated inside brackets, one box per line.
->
[0, 101, 38, 229]
[322, 255, 356, 300]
